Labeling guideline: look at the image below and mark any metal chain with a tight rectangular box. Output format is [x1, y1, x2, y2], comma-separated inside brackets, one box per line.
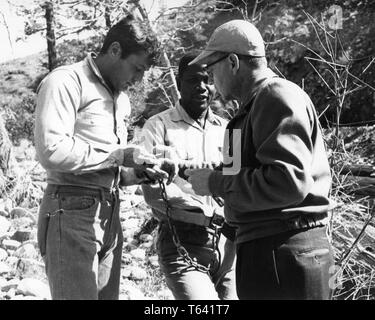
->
[158, 179, 222, 274]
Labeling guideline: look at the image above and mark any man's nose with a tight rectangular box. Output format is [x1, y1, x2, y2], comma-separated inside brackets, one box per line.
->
[196, 81, 207, 92]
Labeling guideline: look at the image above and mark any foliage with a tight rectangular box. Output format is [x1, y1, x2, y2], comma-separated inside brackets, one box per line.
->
[3, 93, 36, 145]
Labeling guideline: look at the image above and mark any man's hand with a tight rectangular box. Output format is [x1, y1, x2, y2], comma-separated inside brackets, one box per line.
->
[123, 145, 158, 168]
[184, 168, 214, 196]
[122, 145, 178, 185]
[159, 158, 178, 184]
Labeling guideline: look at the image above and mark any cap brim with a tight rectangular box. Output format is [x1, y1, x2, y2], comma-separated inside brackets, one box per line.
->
[188, 50, 217, 66]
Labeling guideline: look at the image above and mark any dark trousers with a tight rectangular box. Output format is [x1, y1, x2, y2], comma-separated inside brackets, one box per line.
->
[236, 226, 334, 300]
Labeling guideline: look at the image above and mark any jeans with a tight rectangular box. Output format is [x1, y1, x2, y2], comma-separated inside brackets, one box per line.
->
[37, 184, 123, 300]
[156, 222, 238, 300]
[236, 226, 334, 300]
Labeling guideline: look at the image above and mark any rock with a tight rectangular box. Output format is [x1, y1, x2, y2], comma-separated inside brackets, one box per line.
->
[0, 210, 9, 218]
[140, 241, 153, 249]
[122, 284, 145, 300]
[2, 239, 21, 251]
[123, 229, 136, 240]
[12, 217, 35, 228]
[10, 207, 30, 219]
[17, 278, 51, 299]
[0, 262, 11, 275]
[12, 295, 42, 300]
[5, 287, 16, 299]
[16, 259, 45, 278]
[5, 256, 19, 269]
[12, 229, 32, 243]
[158, 289, 174, 300]
[0, 277, 7, 290]
[0, 248, 8, 261]
[121, 253, 132, 265]
[129, 267, 147, 281]
[3, 199, 13, 214]
[139, 234, 153, 242]
[1, 278, 20, 292]
[122, 218, 139, 230]
[129, 249, 146, 260]
[122, 267, 132, 279]
[125, 242, 138, 251]
[0, 216, 11, 238]
[148, 255, 159, 268]
[14, 244, 38, 260]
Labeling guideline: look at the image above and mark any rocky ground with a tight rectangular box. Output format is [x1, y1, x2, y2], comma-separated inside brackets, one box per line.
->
[0, 141, 173, 300]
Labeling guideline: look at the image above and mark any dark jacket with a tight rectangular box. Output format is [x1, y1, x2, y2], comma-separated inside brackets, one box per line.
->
[209, 68, 333, 244]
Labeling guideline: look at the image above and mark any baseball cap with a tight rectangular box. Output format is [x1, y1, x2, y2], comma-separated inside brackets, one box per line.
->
[189, 20, 265, 66]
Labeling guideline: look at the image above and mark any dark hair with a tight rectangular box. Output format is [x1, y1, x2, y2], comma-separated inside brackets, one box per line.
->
[178, 51, 203, 80]
[100, 15, 159, 65]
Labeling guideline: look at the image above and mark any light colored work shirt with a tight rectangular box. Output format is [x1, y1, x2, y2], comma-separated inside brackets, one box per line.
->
[34, 53, 130, 190]
[141, 102, 227, 224]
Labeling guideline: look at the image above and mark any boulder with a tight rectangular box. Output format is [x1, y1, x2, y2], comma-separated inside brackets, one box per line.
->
[12, 217, 34, 229]
[139, 234, 153, 242]
[129, 249, 146, 260]
[2, 199, 13, 214]
[0, 277, 7, 290]
[16, 258, 45, 278]
[14, 243, 38, 260]
[147, 255, 159, 268]
[0, 248, 8, 261]
[12, 229, 33, 243]
[11, 295, 42, 300]
[10, 207, 30, 219]
[5, 256, 19, 269]
[2, 239, 21, 251]
[1, 278, 20, 292]
[16, 278, 51, 299]
[0, 262, 11, 275]
[129, 266, 147, 281]
[140, 241, 153, 249]
[0, 216, 11, 238]
[0, 210, 9, 218]
[121, 253, 132, 265]
[121, 284, 145, 300]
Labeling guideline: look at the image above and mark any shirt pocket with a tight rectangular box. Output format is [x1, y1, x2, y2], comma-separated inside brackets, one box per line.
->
[75, 112, 116, 145]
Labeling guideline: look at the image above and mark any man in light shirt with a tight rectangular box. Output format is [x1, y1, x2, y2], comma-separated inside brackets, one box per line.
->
[140, 53, 237, 300]
[35, 16, 176, 300]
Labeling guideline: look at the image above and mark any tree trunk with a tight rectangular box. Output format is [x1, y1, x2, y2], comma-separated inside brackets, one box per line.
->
[105, 5, 111, 29]
[133, 0, 180, 107]
[44, 1, 57, 71]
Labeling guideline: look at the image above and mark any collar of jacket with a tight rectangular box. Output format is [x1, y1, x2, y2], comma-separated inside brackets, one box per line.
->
[236, 67, 278, 116]
[170, 101, 222, 127]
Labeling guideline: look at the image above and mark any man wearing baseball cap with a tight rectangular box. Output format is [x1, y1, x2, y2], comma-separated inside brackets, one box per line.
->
[186, 20, 335, 300]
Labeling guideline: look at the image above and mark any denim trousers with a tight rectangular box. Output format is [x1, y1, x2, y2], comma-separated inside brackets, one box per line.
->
[236, 226, 334, 300]
[156, 222, 238, 300]
[37, 184, 123, 300]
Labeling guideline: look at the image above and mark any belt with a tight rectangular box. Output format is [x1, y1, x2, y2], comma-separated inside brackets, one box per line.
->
[46, 184, 118, 202]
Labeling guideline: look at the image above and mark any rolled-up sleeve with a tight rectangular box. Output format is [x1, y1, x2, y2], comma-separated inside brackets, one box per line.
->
[34, 69, 124, 174]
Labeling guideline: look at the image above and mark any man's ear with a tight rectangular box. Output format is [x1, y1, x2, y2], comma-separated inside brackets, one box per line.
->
[108, 42, 122, 59]
[228, 53, 240, 75]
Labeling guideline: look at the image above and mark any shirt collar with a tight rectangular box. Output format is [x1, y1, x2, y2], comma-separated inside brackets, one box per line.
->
[170, 101, 221, 126]
[85, 53, 114, 95]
